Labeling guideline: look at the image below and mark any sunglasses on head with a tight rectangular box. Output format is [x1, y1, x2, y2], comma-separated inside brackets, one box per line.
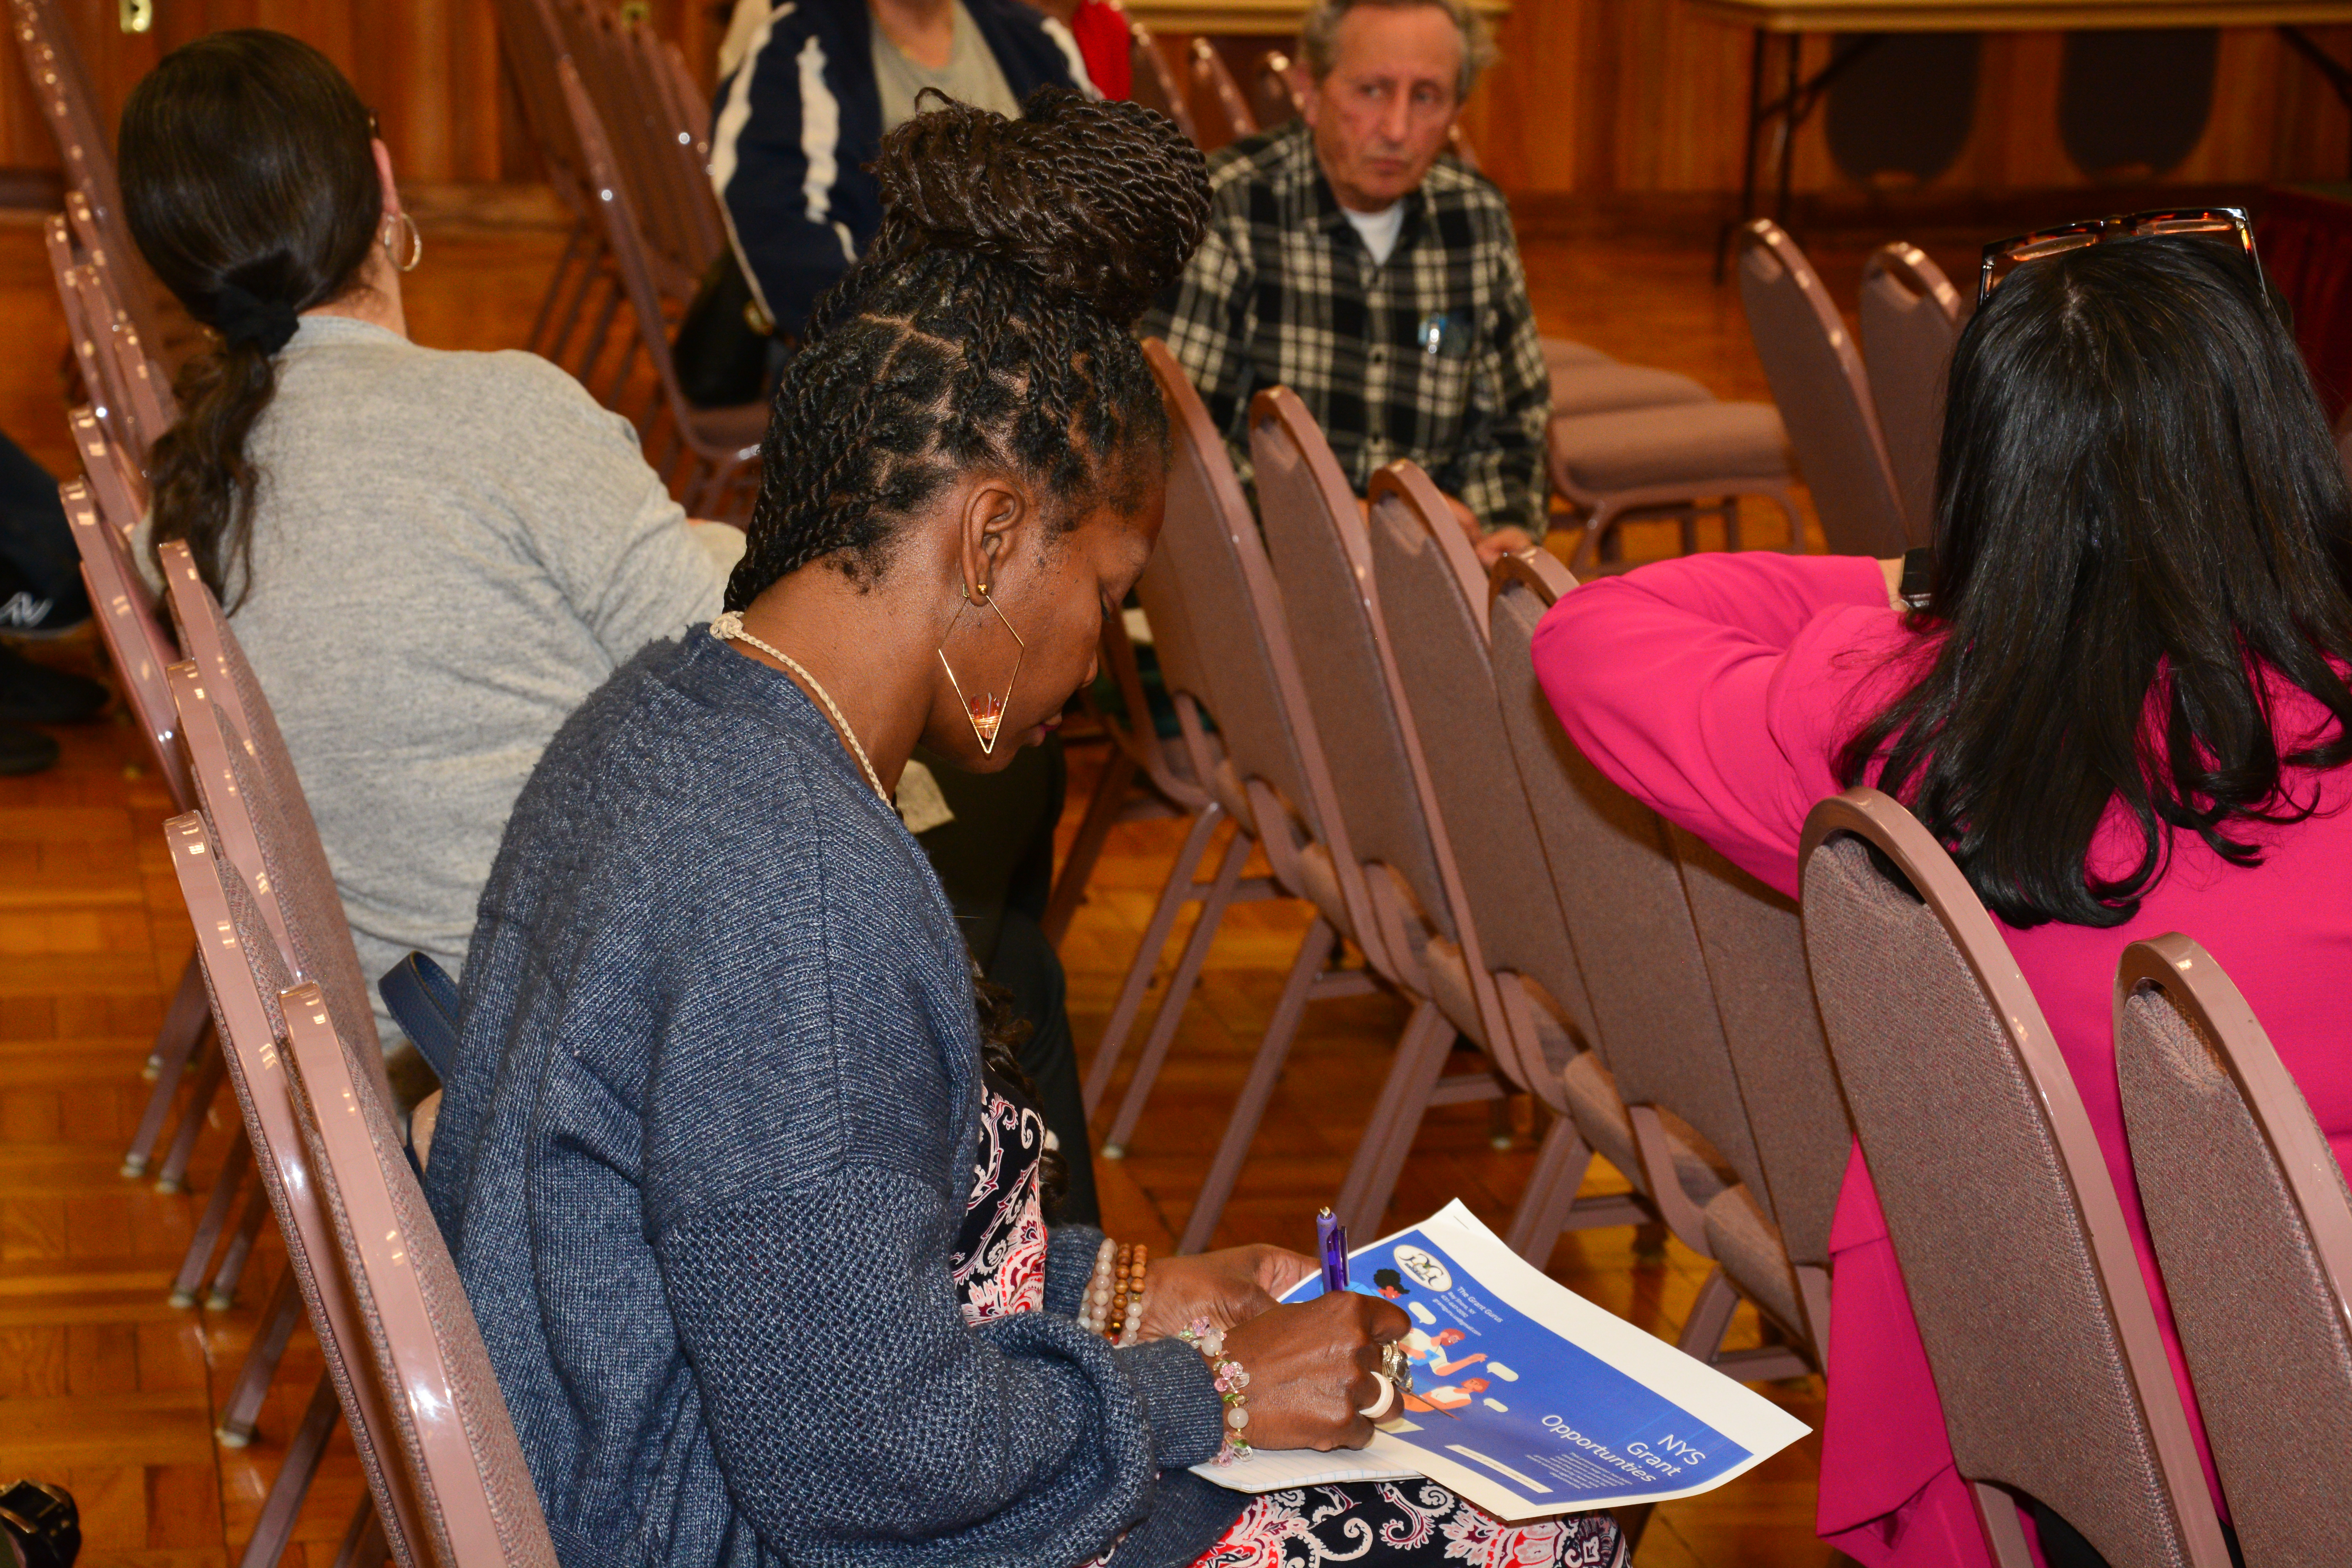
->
[1976, 207, 2260, 306]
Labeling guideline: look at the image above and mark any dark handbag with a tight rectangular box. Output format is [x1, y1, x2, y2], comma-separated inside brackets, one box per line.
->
[673, 249, 775, 409]
[378, 950, 461, 1083]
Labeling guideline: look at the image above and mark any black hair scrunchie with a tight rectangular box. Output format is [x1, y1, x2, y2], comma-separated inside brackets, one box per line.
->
[213, 281, 300, 356]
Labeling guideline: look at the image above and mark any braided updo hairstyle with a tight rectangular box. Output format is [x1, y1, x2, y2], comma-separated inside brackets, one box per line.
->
[722, 87, 1210, 609]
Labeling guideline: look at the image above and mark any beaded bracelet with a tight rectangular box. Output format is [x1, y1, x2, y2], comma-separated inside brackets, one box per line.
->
[1077, 1238, 1118, 1336]
[1105, 1242, 1149, 1345]
[1177, 1317, 1251, 1464]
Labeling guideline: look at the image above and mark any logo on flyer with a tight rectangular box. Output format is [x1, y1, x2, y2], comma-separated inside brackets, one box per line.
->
[1392, 1245, 1452, 1292]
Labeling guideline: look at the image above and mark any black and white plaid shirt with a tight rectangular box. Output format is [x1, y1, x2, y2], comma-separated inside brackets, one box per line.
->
[1146, 119, 1551, 535]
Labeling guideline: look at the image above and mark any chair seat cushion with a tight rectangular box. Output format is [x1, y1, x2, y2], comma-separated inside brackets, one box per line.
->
[1542, 336, 1615, 377]
[1549, 401, 1791, 492]
[1702, 1181, 1809, 1347]
[1559, 1051, 1730, 1209]
[1549, 363, 1714, 419]
[683, 400, 767, 457]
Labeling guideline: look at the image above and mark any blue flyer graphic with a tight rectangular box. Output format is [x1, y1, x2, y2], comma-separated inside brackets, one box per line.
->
[1283, 1226, 1752, 1506]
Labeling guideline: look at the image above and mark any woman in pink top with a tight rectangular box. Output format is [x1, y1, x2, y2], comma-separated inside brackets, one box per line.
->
[1532, 233, 2352, 1567]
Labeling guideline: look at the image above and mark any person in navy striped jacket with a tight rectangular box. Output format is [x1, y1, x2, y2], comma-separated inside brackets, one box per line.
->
[710, 0, 1097, 340]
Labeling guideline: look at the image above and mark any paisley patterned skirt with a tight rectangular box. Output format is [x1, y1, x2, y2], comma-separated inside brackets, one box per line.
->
[1175, 1481, 1624, 1567]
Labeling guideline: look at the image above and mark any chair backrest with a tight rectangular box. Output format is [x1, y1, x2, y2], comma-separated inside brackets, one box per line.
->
[1127, 18, 1197, 142]
[490, 0, 597, 218]
[1250, 389, 1457, 958]
[1484, 557, 1759, 1192]
[281, 984, 562, 1568]
[1187, 37, 1258, 149]
[1663, 824, 1846, 1269]
[47, 218, 122, 449]
[1252, 49, 1301, 126]
[1798, 789, 2232, 1568]
[1362, 466, 1589, 1093]
[1142, 342, 1385, 968]
[164, 811, 426, 1567]
[1858, 242, 1962, 548]
[640, 29, 729, 271]
[62, 478, 188, 810]
[1737, 220, 1911, 557]
[68, 260, 170, 463]
[159, 543, 394, 1101]
[559, 56, 701, 437]
[2116, 933, 2352, 1568]
[67, 403, 146, 535]
[564, 2, 708, 304]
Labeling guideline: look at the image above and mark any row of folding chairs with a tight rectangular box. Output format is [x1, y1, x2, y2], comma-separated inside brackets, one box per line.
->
[64, 423, 553, 1566]
[1080, 346, 1841, 1409]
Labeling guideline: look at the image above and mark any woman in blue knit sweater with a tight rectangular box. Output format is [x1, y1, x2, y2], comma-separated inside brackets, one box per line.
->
[425, 90, 1623, 1568]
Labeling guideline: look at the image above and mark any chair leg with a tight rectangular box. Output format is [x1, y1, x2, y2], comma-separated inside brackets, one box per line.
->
[146, 948, 210, 1078]
[167, 1130, 249, 1306]
[125, 1016, 208, 1179]
[217, 1271, 303, 1447]
[207, 1183, 275, 1310]
[1971, 1483, 2038, 1568]
[153, 1045, 227, 1194]
[1082, 805, 1225, 1116]
[236, 1372, 339, 1568]
[1100, 827, 1252, 1156]
[330, 1500, 387, 1568]
[1179, 917, 1337, 1254]
[1677, 1266, 1741, 1363]
[1334, 999, 1454, 1237]
[1041, 747, 1140, 947]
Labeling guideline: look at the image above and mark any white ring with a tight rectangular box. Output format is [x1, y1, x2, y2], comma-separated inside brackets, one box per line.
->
[1358, 1375, 1398, 1421]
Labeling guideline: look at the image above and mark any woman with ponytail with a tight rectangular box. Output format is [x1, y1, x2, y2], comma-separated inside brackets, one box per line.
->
[425, 92, 1623, 1568]
[120, 31, 740, 1054]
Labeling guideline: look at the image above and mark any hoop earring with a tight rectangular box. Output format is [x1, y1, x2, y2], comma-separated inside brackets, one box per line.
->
[382, 212, 422, 273]
[936, 583, 1025, 754]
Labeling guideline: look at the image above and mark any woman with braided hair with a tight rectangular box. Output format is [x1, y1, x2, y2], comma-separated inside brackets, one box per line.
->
[426, 90, 1622, 1568]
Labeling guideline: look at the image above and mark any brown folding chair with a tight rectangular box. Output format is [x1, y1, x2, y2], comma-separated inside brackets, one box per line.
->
[1092, 344, 1402, 1255]
[1664, 826, 1844, 1366]
[1859, 243, 1963, 548]
[558, 58, 762, 520]
[1800, 789, 2232, 1567]
[8, 0, 174, 356]
[1547, 400, 1800, 573]
[167, 811, 427, 1568]
[1040, 606, 1213, 947]
[2118, 934, 2352, 1568]
[1249, 388, 1512, 1239]
[1484, 554, 1807, 1381]
[60, 473, 214, 1185]
[491, 0, 616, 377]
[1127, 17, 1197, 143]
[1359, 469, 1656, 1254]
[281, 983, 561, 1568]
[1187, 37, 1258, 149]
[1737, 220, 1911, 557]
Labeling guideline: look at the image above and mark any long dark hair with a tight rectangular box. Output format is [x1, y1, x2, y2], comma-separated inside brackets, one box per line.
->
[1840, 235, 2352, 927]
[120, 30, 382, 607]
[723, 87, 1210, 608]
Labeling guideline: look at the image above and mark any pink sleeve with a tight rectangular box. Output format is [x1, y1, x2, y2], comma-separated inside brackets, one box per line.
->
[1530, 552, 1918, 897]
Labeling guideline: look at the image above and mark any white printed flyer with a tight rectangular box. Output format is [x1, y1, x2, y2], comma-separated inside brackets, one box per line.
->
[1192, 1201, 1811, 1520]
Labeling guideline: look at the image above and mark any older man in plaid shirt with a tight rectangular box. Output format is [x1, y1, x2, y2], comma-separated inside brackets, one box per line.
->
[1146, 0, 1549, 565]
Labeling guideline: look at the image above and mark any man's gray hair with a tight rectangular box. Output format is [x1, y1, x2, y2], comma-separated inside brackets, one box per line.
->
[1298, 0, 1497, 103]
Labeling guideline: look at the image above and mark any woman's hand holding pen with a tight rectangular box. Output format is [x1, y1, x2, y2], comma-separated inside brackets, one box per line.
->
[1220, 1290, 1411, 1452]
[1136, 1245, 1319, 1341]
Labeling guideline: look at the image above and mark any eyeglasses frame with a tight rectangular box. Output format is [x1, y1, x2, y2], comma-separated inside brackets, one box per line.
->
[1976, 206, 2262, 308]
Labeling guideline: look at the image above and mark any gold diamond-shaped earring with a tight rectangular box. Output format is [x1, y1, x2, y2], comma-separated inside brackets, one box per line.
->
[937, 582, 1025, 754]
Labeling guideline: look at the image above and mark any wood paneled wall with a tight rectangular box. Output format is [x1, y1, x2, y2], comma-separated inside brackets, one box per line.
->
[2, 0, 2347, 205]
[1457, 1, 2352, 199]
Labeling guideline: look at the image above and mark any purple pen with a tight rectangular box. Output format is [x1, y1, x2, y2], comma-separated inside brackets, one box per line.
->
[1316, 1207, 1349, 1294]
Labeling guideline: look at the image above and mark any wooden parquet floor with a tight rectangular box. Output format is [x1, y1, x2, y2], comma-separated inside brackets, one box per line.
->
[0, 204, 1921, 1568]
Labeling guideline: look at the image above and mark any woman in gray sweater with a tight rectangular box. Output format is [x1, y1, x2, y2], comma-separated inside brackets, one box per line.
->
[427, 89, 1623, 1568]
[120, 31, 741, 1050]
